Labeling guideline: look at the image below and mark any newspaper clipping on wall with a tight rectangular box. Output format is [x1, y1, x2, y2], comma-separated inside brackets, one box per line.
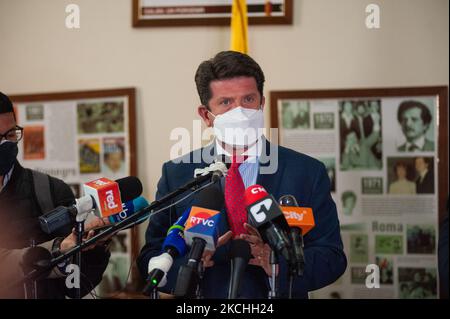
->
[14, 95, 133, 297]
[278, 96, 440, 299]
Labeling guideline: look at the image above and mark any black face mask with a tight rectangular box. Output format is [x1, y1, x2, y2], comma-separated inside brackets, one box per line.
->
[0, 141, 18, 175]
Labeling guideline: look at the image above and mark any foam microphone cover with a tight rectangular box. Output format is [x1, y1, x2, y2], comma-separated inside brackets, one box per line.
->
[116, 176, 143, 202]
[228, 239, 252, 299]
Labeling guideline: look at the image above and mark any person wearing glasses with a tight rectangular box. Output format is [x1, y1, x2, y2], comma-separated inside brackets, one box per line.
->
[0, 92, 110, 299]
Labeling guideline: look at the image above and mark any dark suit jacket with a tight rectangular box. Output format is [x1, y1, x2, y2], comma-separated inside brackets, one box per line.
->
[0, 162, 110, 298]
[137, 141, 347, 299]
[397, 139, 435, 152]
[416, 170, 434, 194]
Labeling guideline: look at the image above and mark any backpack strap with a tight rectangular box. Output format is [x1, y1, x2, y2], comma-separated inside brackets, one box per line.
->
[31, 170, 54, 214]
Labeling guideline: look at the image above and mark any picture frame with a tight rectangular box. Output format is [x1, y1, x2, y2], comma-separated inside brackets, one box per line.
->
[270, 86, 448, 299]
[270, 86, 448, 220]
[10, 88, 141, 296]
[132, 0, 293, 27]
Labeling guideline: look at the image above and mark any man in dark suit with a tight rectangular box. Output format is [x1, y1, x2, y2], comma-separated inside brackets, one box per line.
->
[397, 100, 434, 152]
[137, 51, 347, 298]
[415, 156, 434, 194]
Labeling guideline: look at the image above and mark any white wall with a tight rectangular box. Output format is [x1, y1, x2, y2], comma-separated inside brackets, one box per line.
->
[1, 0, 448, 242]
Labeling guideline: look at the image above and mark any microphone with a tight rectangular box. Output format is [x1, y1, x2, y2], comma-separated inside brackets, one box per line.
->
[21, 246, 53, 279]
[108, 196, 150, 225]
[91, 196, 150, 235]
[228, 239, 251, 299]
[143, 209, 190, 293]
[279, 195, 315, 276]
[81, 176, 142, 218]
[244, 185, 296, 269]
[173, 185, 224, 298]
[193, 155, 230, 182]
[39, 176, 143, 234]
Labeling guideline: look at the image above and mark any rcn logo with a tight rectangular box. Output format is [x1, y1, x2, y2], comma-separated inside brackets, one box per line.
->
[250, 186, 266, 194]
[190, 214, 215, 227]
[249, 198, 272, 223]
[105, 189, 119, 210]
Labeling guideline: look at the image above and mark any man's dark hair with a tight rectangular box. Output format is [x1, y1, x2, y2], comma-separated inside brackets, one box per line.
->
[194, 51, 265, 108]
[0, 92, 14, 115]
[397, 100, 432, 125]
[415, 156, 430, 167]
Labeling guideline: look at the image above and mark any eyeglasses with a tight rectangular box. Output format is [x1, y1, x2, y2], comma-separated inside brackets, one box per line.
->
[0, 126, 24, 143]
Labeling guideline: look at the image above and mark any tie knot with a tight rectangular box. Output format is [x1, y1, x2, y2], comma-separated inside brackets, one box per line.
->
[232, 155, 247, 167]
[408, 144, 418, 151]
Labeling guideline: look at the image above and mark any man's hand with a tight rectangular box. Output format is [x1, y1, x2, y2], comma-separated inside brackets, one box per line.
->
[239, 223, 278, 276]
[202, 231, 233, 268]
[60, 217, 112, 253]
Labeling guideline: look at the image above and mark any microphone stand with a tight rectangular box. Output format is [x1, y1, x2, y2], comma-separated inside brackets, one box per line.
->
[74, 212, 89, 299]
[268, 250, 279, 299]
[196, 261, 205, 299]
[12, 171, 221, 290]
[24, 239, 37, 299]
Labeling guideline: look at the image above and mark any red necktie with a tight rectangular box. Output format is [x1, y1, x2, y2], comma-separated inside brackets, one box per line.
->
[224, 156, 247, 237]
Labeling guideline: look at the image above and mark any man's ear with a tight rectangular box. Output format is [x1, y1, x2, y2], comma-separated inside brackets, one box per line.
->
[261, 96, 266, 110]
[198, 105, 213, 127]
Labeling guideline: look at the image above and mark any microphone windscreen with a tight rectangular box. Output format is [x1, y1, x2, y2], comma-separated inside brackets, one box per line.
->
[195, 185, 224, 211]
[21, 246, 52, 276]
[279, 195, 299, 207]
[215, 154, 232, 169]
[116, 176, 143, 202]
[229, 239, 251, 262]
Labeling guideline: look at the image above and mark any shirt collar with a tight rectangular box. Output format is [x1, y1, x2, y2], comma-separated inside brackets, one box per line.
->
[419, 169, 428, 180]
[406, 136, 425, 150]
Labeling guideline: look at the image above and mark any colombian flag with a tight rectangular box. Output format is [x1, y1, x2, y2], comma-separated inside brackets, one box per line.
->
[230, 0, 249, 54]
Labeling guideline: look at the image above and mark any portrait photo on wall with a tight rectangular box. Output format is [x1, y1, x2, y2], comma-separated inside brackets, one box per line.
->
[23, 126, 45, 160]
[339, 99, 382, 171]
[387, 156, 435, 195]
[25, 104, 44, 121]
[395, 99, 435, 152]
[77, 101, 125, 134]
[79, 138, 101, 174]
[281, 100, 311, 130]
[103, 137, 126, 177]
[407, 224, 436, 254]
[375, 256, 394, 285]
[398, 268, 437, 299]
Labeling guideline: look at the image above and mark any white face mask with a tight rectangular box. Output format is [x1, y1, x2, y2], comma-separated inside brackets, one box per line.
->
[209, 106, 264, 147]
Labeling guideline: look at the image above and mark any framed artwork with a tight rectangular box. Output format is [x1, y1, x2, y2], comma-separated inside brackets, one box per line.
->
[10, 88, 141, 296]
[132, 0, 293, 27]
[270, 86, 448, 299]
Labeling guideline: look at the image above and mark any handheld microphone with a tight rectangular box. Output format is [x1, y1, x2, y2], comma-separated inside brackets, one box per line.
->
[228, 239, 251, 299]
[279, 195, 315, 276]
[143, 209, 190, 293]
[174, 185, 224, 298]
[108, 196, 150, 225]
[244, 185, 296, 269]
[82, 176, 142, 218]
[91, 196, 150, 235]
[39, 176, 142, 234]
